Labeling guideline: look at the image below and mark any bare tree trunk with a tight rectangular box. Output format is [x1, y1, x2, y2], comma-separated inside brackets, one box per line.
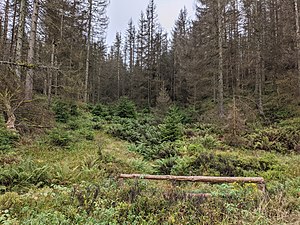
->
[295, 0, 300, 97]
[0, 16, 2, 41]
[10, 1, 17, 58]
[4, 102, 16, 131]
[255, 0, 264, 115]
[15, 0, 26, 79]
[48, 40, 55, 106]
[0, 90, 18, 131]
[117, 57, 120, 99]
[1, 0, 10, 60]
[217, 0, 224, 117]
[25, 0, 39, 100]
[147, 74, 151, 107]
[213, 74, 216, 102]
[84, 0, 92, 103]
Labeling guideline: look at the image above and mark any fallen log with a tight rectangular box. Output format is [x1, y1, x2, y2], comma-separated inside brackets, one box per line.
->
[119, 174, 265, 184]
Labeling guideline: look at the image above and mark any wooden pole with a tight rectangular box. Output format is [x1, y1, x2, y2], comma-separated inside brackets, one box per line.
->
[119, 174, 265, 184]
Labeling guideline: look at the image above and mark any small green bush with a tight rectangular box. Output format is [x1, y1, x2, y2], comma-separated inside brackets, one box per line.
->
[108, 117, 161, 146]
[92, 123, 103, 130]
[0, 127, 19, 151]
[160, 106, 183, 142]
[48, 129, 72, 147]
[154, 157, 178, 175]
[0, 192, 21, 210]
[52, 101, 80, 123]
[0, 160, 50, 188]
[198, 134, 221, 150]
[114, 97, 137, 118]
[67, 121, 80, 131]
[52, 101, 70, 123]
[265, 105, 295, 123]
[91, 104, 109, 117]
[70, 104, 80, 116]
[247, 126, 300, 153]
[189, 152, 277, 176]
[85, 132, 95, 141]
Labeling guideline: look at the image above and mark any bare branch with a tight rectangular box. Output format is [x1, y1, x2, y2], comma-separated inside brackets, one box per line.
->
[0, 61, 59, 70]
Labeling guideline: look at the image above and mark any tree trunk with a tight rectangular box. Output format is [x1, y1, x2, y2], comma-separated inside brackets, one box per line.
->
[217, 0, 224, 117]
[295, 0, 300, 97]
[255, 0, 264, 115]
[15, 0, 26, 79]
[5, 106, 16, 131]
[117, 56, 120, 99]
[48, 40, 55, 106]
[84, 0, 92, 103]
[25, 0, 39, 100]
[1, 0, 10, 60]
[10, 1, 17, 58]
[119, 174, 265, 184]
[1, 91, 17, 131]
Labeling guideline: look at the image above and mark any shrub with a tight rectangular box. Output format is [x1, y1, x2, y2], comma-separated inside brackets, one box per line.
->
[198, 134, 221, 150]
[91, 104, 109, 117]
[21, 211, 70, 225]
[107, 117, 161, 146]
[189, 152, 276, 177]
[70, 104, 80, 116]
[154, 157, 178, 175]
[114, 97, 137, 118]
[152, 149, 280, 177]
[52, 101, 80, 123]
[177, 107, 198, 124]
[194, 123, 223, 136]
[48, 129, 72, 147]
[92, 123, 103, 130]
[0, 127, 19, 151]
[67, 120, 80, 131]
[52, 101, 70, 123]
[247, 126, 300, 153]
[0, 192, 21, 210]
[0, 160, 50, 188]
[160, 106, 183, 142]
[265, 105, 295, 123]
[152, 142, 179, 159]
[85, 132, 95, 141]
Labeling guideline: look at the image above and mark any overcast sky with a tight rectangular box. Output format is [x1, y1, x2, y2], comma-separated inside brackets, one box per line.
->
[106, 0, 197, 45]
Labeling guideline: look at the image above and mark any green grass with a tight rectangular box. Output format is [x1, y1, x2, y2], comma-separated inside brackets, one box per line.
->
[0, 103, 299, 224]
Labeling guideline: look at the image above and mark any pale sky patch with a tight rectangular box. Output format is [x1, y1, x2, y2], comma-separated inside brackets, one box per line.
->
[106, 0, 197, 45]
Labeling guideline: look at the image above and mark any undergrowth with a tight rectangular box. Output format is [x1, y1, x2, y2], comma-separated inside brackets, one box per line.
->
[0, 99, 299, 224]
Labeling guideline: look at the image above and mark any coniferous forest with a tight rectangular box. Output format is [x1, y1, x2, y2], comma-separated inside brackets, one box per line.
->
[0, 0, 300, 224]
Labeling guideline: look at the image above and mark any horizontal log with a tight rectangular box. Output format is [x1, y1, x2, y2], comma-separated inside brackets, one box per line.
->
[0, 61, 59, 70]
[119, 174, 265, 184]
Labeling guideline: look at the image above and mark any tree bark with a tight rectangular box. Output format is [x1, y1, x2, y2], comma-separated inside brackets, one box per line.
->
[84, 0, 93, 103]
[1, 0, 10, 60]
[48, 40, 55, 106]
[295, 0, 300, 97]
[15, 0, 26, 79]
[0, 90, 18, 131]
[10, 1, 17, 58]
[119, 174, 265, 184]
[25, 0, 39, 100]
[217, 0, 224, 117]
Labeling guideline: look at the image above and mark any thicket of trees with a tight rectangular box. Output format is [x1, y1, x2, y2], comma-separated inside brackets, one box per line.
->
[1, 0, 300, 130]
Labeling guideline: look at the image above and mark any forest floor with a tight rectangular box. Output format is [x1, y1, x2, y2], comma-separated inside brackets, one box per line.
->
[0, 100, 300, 224]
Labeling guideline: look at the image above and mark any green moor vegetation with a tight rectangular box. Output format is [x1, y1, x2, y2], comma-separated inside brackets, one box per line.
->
[0, 98, 299, 224]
